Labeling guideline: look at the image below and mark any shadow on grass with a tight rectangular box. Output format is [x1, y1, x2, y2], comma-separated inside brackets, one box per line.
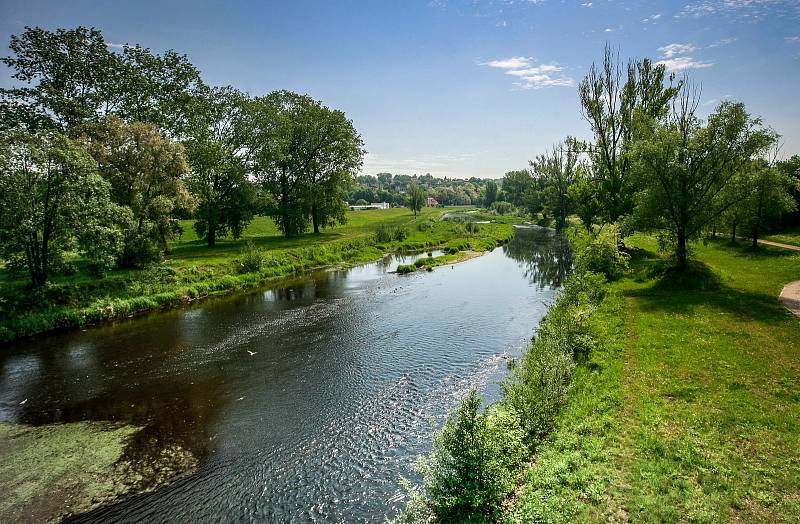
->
[624, 245, 794, 326]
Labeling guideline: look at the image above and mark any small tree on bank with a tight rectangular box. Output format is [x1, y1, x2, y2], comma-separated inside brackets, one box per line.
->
[407, 181, 426, 217]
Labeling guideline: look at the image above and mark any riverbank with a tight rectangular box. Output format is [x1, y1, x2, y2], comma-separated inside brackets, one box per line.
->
[507, 236, 800, 522]
[0, 208, 516, 344]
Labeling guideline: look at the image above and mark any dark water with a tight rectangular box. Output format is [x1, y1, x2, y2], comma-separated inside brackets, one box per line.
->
[0, 226, 571, 523]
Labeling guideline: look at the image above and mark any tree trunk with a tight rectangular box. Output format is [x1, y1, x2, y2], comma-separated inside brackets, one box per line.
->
[207, 224, 216, 247]
[731, 223, 737, 243]
[676, 230, 687, 271]
[281, 169, 291, 237]
[752, 197, 763, 248]
[312, 202, 320, 234]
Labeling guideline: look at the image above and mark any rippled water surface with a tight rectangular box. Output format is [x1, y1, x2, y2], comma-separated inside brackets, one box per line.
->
[0, 227, 571, 522]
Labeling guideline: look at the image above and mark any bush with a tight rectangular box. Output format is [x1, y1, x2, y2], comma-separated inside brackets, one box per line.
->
[396, 264, 416, 274]
[403, 391, 527, 523]
[569, 225, 629, 280]
[236, 241, 267, 273]
[490, 201, 516, 215]
[375, 224, 409, 243]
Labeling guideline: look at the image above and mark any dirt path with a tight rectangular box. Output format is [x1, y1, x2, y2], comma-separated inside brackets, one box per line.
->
[780, 281, 800, 317]
[758, 239, 800, 251]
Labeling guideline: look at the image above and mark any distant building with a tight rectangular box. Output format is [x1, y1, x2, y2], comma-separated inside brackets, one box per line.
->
[349, 202, 390, 211]
[426, 197, 438, 207]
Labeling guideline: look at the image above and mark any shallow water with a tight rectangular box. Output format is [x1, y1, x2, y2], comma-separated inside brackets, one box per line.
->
[0, 226, 571, 522]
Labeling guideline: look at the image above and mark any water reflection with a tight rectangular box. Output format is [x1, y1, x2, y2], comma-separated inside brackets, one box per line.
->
[1, 230, 567, 522]
[504, 226, 573, 289]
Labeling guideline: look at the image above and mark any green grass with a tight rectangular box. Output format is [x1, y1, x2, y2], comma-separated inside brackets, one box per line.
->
[0, 208, 516, 343]
[507, 236, 800, 523]
[762, 225, 800, 247]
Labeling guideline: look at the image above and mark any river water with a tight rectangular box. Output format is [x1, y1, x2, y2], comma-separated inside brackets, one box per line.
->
[0, 226, 571, 523]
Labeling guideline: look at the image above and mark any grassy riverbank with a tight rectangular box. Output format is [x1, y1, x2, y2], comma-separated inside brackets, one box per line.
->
[507, 237, 800, 522]
[0, 208, 515, 343]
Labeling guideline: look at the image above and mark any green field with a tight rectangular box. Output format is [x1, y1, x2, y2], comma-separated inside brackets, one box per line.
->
[508, 237, 800, 522]
[763, 225, 800, 247]
[0, 207, 515, 343]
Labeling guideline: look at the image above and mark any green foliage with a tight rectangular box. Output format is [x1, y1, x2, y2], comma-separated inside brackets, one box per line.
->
[411, 391, 527, 523]
[407, 182, 426, 217]
[569, 225, 630, 280]
[504, 272, 606, 445]
[0, 128, 123, 286]
[0, 26, 201, 134]
[484, 180, 499, 208]
[236, 241, 268, 273]
[396, 264, 416, 274]
[490, 201, 515, 215]
[77, 116, 193, 267]
[374, 224, 408, 243]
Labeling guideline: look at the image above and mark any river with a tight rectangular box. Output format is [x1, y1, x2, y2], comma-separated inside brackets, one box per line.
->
[0, 226, 572, 522]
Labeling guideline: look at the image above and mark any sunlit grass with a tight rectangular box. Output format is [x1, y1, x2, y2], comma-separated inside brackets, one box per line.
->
[508, 237, 800, 522]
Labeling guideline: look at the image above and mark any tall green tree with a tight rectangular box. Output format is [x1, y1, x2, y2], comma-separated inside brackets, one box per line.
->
[568, 169, 603, 234]
[579, 45, 681, 223]
[302, 102, 364, 233]
[631, 92, 776, 270]
[183, 86, 257, 247]
[407, 181, 426, 217]
[501, 170, 534, 207]
[0, 26, 202, 135]
[484, 180, 498, 208]
[530, 137, 580, 230]
[0, 129, 123, 285]
[248, 91, 327, 237]
[78, 116, 193, 266]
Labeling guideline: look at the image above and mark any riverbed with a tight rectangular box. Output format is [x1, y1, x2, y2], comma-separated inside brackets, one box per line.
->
[0, 226, 571, 522]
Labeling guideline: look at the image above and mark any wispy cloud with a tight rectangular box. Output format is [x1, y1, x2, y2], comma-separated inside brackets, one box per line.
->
[658, 43, 697, 58]
[106, 42, 125, 49]
[677, 0, 800, 21]
[480, 56, 574, 89]
[655, 43, 712, 72]
[707, 37, 737, 48]
[656, 56, 714, 72]
[642, 13, 662, 23]
[361, 151, 475, 177]
[786, 35, 800, 43]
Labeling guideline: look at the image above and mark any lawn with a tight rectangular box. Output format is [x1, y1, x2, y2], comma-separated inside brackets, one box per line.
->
[508, 237, 800, 523]
[763, 225, 800, 247]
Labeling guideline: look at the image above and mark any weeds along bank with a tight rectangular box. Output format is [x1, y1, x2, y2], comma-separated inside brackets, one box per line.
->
[0, 210, 514, 343]
[394, 227, 625, 523]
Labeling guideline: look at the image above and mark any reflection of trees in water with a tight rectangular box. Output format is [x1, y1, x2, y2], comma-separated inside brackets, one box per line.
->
[503, 226, 573, 289]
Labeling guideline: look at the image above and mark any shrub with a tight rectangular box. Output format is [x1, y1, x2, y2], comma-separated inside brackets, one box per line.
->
[404, 391, 527, 523]
[413, 258, 427, 268]
[396, 264, 416, 274]
[490, 201, 516, 215]
[569, 225, 629, 280]
[236, 241, 267, 273]
[375, 224, 409, 243]
[465, 221, 480, 234]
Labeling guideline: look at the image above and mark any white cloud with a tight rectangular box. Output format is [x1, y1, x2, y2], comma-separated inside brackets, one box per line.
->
[106, 42, 125, 49]
[656, 56, 714, 72]
[482, 56, 532, 69]
[642, 13, 662, 22]
[787, 36, 800, 43]
[581, 2, 592, 6]
[480, 56, 574, 89]
[658, 43, 697, 58]
[677, 0, 800, 21]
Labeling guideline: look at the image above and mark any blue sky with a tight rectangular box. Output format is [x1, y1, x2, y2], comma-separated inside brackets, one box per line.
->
[2, 0, 799, 178]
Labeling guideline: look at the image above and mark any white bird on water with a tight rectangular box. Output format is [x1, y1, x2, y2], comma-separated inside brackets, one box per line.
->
[247, 350, 257, 356]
